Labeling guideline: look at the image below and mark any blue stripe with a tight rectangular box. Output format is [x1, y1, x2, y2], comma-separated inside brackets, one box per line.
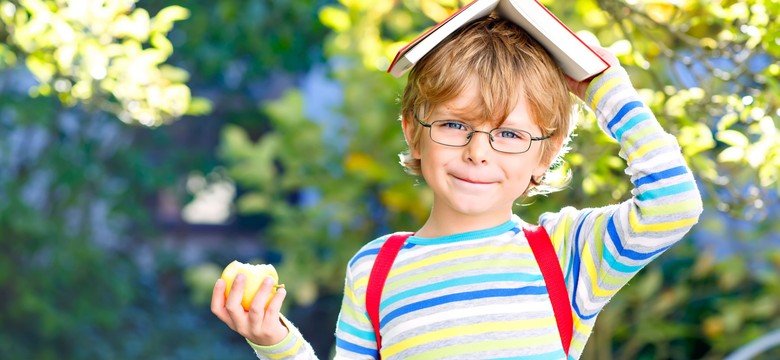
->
[336, 338, 379, 358]
[349, 241, 415, 267]
[634, 166, 689, 187]
[564, 243, 574, 285]
[380, 286, 548, 327]
[349, 248, 379, 267]
[601, 241, 644, 273]
[382, 272, 545, 310]
[571, 212, 597, 320]
[606, 101, 643, 138]
[607, 216, 670, 261]
[493, 349, 566, 360]
[637, 181, 696, 202]
[408, 218, 516, 245]
[337, 319, 375, 342]
[614, 112, 650, 141]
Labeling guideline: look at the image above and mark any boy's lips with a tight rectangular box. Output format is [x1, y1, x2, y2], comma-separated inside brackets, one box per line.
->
[451, 174, 496, 185]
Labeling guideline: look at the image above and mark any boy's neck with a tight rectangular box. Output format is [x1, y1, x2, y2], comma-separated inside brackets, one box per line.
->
[415, 208, 514, 238]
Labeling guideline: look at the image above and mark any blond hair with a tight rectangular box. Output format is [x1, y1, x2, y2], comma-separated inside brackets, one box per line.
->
[399, 14, 576, 196]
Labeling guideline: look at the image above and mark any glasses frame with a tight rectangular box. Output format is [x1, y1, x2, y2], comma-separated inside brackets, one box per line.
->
[416, 116, 551, 154]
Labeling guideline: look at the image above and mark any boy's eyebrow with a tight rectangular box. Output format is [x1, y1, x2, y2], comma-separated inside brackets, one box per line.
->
[433, 106, 487, 121]
[429, 111, 473, 121]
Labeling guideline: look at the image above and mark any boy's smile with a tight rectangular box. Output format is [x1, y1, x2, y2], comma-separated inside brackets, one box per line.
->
[405, 80, 552, 237]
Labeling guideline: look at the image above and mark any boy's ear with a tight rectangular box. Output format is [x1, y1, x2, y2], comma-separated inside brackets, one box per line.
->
[401, 116, 421, 159]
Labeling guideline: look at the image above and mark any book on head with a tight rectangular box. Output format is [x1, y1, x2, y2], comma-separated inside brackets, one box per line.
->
[387, 0, 609, 81]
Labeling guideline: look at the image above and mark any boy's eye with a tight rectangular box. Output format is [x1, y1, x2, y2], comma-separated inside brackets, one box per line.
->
[437, 121, 469, 131]
[495, 129, 529, 140]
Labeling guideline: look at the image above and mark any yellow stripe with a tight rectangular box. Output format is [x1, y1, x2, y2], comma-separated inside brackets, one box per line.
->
[627, 138, 670, 163]
[551, 215, 574, 261]
[344, 285, 359, 307]
[590, 75, 623, 109]
[383, 318, 556, 358]
[572, 321, 593, 348]
[640, 199, 701, 217]
[621, 124, 656, 150]
[629, 210, 699, 233]
[580, 233, 619, 299]
[572, 315, 593, 334]
[341, 303, 371, 325]
[266, 338, 304, 359]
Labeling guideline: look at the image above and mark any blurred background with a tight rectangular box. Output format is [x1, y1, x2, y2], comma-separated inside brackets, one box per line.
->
[1, 0, 778, 359]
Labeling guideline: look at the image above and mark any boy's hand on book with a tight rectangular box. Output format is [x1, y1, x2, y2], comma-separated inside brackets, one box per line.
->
[211, 273, 290, 346]
[566, 46, 620, 101]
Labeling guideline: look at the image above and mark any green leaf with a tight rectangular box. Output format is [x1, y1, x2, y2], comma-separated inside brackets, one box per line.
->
[151, 5, 190, 34]
[679, 123, 716, 156]
[186, 96, 213, 116]
[220, 124, 254, 160]
[237, 192, 272, 213]
[716, 129, 749, 147]
[718, 146, 745, 163]
[262, 90, 306, 127]
[319, 6, 351, 32]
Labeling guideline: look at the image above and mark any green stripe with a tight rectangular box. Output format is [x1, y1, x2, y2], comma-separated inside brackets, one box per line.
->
[639, 199, 701, 217]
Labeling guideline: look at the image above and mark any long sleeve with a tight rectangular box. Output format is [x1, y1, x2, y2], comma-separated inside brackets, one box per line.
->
[247, 315, 317, 359]
[539, 67, 704, 358]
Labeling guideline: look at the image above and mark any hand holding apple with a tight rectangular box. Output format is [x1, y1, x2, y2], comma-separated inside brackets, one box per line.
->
[211, 260, 289, 346]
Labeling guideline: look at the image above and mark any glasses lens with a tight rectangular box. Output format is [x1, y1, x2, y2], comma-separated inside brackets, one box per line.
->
[490, 128, 532, 153]
[429, 120, 471, 146]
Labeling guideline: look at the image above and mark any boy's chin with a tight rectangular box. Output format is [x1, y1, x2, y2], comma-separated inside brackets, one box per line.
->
[446, 202, 510, 218]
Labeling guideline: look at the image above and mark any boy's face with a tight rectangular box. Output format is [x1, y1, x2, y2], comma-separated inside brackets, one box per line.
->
[405, 80, 550, 223]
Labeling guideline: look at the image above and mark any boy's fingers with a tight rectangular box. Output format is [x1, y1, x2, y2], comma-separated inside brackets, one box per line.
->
[249, 286, 288, 345]
[210, 279, 232, 323]
[591, 46, 620, 67]
[211, 278, 225, 310]
[265, 286, 287, 319]
[225, 273, 249, 332]
[247, 277, 276, 325]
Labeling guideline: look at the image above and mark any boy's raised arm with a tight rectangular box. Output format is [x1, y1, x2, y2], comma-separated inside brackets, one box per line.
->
[540, 49, 703, 358]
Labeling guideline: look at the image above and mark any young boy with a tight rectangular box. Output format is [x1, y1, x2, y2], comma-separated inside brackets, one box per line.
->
[211, 14, 703, 360]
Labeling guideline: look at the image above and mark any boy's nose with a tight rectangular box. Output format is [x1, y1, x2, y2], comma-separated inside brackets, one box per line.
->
[464, 130, 493, 164]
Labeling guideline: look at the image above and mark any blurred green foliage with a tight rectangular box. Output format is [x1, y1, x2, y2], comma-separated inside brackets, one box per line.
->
[0, 0, 327, 358]
[0, 0, 205, 125]
[1, 0, 779, 359]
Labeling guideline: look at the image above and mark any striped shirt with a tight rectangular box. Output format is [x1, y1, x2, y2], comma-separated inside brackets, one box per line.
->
[249, 68, 703, 359]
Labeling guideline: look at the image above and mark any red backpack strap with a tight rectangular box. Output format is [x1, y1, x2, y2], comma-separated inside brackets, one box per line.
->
[366, 232, 413, 356]
[524, 225, 573, 356]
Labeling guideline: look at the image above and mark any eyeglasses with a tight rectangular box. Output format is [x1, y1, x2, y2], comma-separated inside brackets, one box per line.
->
[416, 117, 551, 154]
